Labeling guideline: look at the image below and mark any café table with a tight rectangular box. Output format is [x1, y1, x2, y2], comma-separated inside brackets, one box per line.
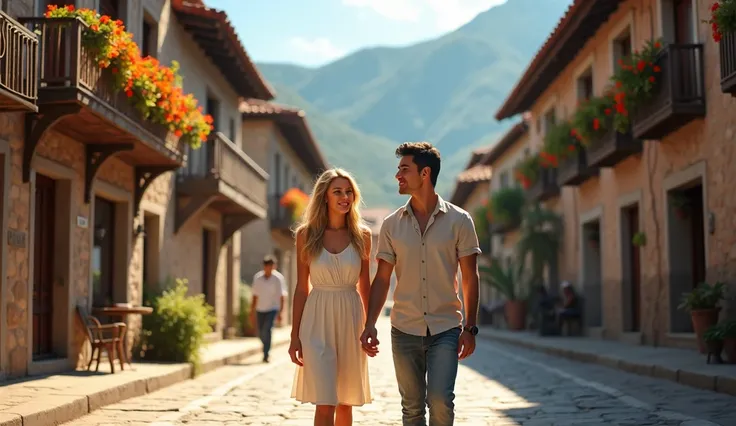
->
[93, 304, 153, 370]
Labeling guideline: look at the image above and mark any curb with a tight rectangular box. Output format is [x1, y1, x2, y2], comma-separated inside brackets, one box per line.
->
[0, 337, 290, 426]
[479, 332, 736, 397]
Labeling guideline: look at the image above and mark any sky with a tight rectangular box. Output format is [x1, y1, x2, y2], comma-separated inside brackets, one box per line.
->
[206, 0, 509, 68]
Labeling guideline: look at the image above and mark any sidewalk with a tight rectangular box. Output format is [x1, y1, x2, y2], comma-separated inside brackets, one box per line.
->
[479, 328, 736, 397]
[0, 326, 291, 426]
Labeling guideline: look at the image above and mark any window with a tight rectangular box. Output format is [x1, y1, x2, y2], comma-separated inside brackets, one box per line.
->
[98, 0, 119, 19]
[542, 108, 556, 135]
[612, 29, 632, 72]
[576, 67, 594, 101]
[141, 17, 158, 58]
[499, 171, 509, 189]
[206, 96, 220, 132]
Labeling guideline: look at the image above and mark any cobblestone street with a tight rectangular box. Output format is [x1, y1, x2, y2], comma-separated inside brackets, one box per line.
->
[65, 321, 736, 425]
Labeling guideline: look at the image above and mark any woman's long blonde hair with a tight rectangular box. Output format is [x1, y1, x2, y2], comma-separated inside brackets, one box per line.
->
[295, 168, 369, 261]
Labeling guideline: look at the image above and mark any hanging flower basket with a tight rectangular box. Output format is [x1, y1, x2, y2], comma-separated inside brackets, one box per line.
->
[609, 39, 664, 133]
[280, 188, 310, 221]
[704, 1, 736, 43]
[513, 155, 540, 189]
[43, 5, 214, 148]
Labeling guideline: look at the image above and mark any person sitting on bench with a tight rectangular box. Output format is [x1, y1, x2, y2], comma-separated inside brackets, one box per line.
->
[557, 281, 581, 331]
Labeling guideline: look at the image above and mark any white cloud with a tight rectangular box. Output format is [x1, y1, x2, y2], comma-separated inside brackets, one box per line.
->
[289, 37, 347, 63]
[342, 0, 508, 30]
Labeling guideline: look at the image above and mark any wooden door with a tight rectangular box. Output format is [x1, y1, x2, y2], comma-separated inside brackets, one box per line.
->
[690, 186, 706, 290]
[93, 197, 115, 308]
[627, 207, 641, 332]
[33, 174, 56, 359]
[98, 0, 119, 19]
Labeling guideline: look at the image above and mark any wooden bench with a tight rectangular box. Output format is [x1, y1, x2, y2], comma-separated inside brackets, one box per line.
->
[77, 305, 127, 373]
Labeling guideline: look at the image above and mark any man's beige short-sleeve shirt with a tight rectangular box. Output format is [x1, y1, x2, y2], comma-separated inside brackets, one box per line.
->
[376, 196, 481, 336]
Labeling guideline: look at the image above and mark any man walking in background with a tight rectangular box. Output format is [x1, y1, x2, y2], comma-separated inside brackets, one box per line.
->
[251, 255, 287, 363]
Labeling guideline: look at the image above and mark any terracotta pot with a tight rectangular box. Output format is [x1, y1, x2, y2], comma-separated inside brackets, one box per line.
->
[691, 308, 720, 354]
[724, 337, 736, 364]
[505, 300, 527, 331]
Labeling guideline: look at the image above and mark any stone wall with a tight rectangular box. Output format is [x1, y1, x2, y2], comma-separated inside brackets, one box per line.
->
[512, 0, 736, 348]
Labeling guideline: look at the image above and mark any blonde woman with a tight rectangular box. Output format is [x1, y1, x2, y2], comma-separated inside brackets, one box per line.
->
[289, 168, 373, 426]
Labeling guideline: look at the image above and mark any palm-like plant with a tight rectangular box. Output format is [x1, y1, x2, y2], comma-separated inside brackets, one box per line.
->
[479, 258, 529, 301]
[515, 203, 563, 286]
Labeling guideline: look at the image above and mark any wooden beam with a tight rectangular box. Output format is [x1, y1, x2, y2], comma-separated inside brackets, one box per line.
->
[84, 143, 135, 203]
[221, 213, 255, 247]
[175, 194, 216, 234]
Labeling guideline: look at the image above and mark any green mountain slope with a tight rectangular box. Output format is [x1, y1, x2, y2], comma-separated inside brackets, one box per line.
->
[259, 0, 573, 208]
[271, 84, 405, 208]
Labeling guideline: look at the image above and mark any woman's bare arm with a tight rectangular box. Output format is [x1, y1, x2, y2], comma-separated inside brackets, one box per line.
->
[290, 230, 311, 339]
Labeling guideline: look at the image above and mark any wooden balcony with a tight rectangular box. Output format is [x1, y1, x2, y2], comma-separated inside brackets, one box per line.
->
[0, 11, 38, 112]
[631, 44, 705, 140]
[556, 148, 597, 187]
[526, 168, 559, 202]
[719, 32, 736, 95]
[176, 132, 268, 245]
[20, 17, 184, 195]
[585, 124, 642, 168]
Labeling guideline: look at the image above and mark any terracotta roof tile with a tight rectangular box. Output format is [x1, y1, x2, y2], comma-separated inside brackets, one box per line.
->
[241, 99, 329, 175]
[495, 0, 624, 120]
[171, 0, 274, 100]
[457, 165, 492, 183]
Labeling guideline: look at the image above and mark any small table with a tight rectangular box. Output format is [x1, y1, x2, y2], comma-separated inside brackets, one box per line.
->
[93, 305, 153, 369]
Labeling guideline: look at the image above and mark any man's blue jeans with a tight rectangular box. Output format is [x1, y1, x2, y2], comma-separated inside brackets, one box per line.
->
[256, 310, 277, 360]
[391, 326, 461, 426]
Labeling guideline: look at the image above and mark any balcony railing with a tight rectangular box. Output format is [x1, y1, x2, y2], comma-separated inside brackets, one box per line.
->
[269, 193, 296, 234]
[631, 44, 705, 140]
[21, 17, 179, 155]
[526, 168, 559, 202]
[556, 147, 597, 187]
[176, 132, 268, 237]
[720, 32, 736, 95]
[179, 132, 267, 202]
[0, 11, 38, 111]
[585, 123, 642, 169]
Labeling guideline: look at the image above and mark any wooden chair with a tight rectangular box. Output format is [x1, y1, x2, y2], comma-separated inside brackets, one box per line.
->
[77, 305, 126, 373]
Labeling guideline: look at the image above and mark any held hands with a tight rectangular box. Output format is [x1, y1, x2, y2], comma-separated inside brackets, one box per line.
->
[457, 330, 476, 360]
[359, 324, 380, 357]
[288, 337, 304, 366]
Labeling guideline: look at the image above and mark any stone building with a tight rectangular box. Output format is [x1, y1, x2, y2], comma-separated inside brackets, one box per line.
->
[0, 0, 273, 379]
[493, 0, 736, 349]
[239, 100, 328, 325]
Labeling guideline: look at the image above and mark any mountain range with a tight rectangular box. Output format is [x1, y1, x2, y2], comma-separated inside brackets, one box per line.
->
[258, 0, 573, 208]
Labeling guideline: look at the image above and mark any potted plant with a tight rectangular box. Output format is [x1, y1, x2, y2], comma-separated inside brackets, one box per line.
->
[571, 95, 617, 147]
[490, 187, 526, 231]
[704, 325, 725, 364]
[721, 319, 736, 364]
[632, 231, 647, 247]
[670, 192, 690, 220]
[480, 259, 529, 331]
[514, 155, 541, 189]
[677, 282, 726, 353]
[704, 1, 736, 43]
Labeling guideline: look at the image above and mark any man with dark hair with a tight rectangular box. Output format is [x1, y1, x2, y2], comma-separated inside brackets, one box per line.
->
[251, 254, 287, 363]
[361, 141, 482, 425]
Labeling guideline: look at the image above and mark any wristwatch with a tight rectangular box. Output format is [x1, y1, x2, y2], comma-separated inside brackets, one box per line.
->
[463, 325, 478, 336]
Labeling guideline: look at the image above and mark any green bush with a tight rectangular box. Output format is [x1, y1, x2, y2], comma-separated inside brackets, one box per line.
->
[138, 278, 216, 371]
[490, 187, 526, 227]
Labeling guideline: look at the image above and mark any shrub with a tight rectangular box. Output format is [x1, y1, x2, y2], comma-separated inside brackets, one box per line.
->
[238, 282, 255, 335]
[138, 278, 216, 371]
[490, 187, 526, 227]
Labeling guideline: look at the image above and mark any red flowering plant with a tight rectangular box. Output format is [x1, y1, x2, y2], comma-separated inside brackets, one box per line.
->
[705, 1, 736, 42]
[513, 155, 540, 189]
[43, 5, 213, 148]
[609, 39, 664, 133]
[570, 95, 617, 145]
[540, 120, 576, 167]
[279, 188, 311, 221]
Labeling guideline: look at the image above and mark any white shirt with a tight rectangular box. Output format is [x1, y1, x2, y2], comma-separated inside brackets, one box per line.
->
[252, 270, 287, 313]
